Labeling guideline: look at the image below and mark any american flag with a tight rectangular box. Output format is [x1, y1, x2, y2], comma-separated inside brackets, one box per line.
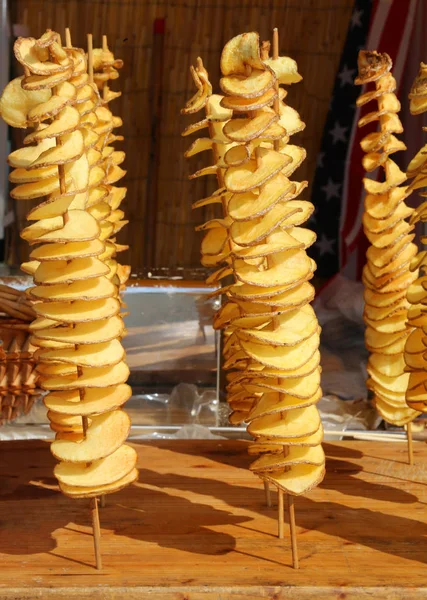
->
[310, 0, 419, 288]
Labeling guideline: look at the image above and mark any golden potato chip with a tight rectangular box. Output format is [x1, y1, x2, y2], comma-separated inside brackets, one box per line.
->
[44, 384, 132, 416]
[29, 277, 115, 302]
[55, 444, 137, 487]
[220, 32, 264, 76]
[248, 405, 321, 439]
[251, 445, 323, 474]
[38, 339, 124, 368]
[248, 388, 322, 421]
[235, 249, 312, 287]
[24, 106, 80, 144]
[8, 137, 55, 168]
[221, 68, 274, 99]
[221, 87, 277, 112]
[34, 297, 120, 323]
[34, 257, 110, 285]
[34, 315, 124, 344]
[59, 467, 138, 498]
[264, 56, 302, 84]
[241, 331, 320, 371]
[262, 463, 325, 495]
[239, 304, 317, 347]
[0, 76, 51, 128]
[51, 409, 130, 463]
[224, 112, 278, 142]
[230, 203, 303, 246]
[30, 239, 104, 261]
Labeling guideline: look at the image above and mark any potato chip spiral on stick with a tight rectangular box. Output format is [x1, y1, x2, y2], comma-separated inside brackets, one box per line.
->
[183, 30, 325, 569]
[355, 50, 420, 463]
[0, 30, 137, 570]
[402, 63, 427, 426]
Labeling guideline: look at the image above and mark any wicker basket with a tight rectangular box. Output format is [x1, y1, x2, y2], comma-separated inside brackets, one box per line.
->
[0, 285, 41, 424]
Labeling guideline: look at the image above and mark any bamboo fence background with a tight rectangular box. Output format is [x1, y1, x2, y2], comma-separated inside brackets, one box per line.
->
[8, 0, 353, 271]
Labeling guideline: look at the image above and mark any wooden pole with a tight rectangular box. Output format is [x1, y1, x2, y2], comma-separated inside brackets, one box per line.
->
[91, 498, 103, 570]
[287, 495, 299, 569]
[407, 422, 414, 465]
[263, 480, 272, 507]
[278, 488, 284, 539]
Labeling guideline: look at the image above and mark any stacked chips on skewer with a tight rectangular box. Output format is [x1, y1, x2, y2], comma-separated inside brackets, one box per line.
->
[0, 31, 137, 503]
[403, 63, 427, 415]
[182, 32, 325, 517]
[355, 50, 420, 429]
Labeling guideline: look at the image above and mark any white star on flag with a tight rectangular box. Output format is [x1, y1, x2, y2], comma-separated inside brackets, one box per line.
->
[316, 152, 325, 168]
[330, 121, 348, 144]
[316, 234, 335, 256]
[351, 8, 363, 28]
[321, 178, 341, 201]
[338, 64, 356, 87]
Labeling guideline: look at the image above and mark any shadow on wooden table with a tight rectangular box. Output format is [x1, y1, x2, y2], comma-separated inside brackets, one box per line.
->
[0, 439, 425, 568]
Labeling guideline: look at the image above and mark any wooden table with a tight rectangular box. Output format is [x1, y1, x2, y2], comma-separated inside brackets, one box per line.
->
[1, 439, 427, 599]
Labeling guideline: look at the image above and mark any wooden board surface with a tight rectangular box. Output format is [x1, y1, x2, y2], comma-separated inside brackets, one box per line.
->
[1, 439, 427, 599]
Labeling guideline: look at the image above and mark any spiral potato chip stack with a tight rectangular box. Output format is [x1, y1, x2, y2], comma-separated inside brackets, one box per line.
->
[355, 50, 420, 427]
[91, 38, 130, 294]
[0, 31, 137, 499]
[183, 32, 325, 498]
[403, 63, 427, 414]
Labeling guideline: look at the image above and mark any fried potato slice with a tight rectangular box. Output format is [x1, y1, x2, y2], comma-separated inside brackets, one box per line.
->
[29, 130, 84, 169]
[241, 331, 320, 370]
[221, 68, 274, 99]
[234, 249, 312, 287]
[24, 106, 80, 144]
[228, 174, 295, 221]
[59, 467, 138, 498]
[262, 463, 325, 496]
[30, 239, 104, 261]
[34, 297, 120, 323]
[42, 361, 129, 391]
[29, 276, 115, 303]
[23, 210, 99, 243]
[28, 82, 76, 122]
[38, 339, 124, 368]
[264, 56, 302, 84]
[181, 58, 212, 114]
[34, 257, 110, 284]
[55, 444, 137, 487]
[51, 409, 130, 463]
[44, 384, 132, 416]
[0, 76, 51, 128]
[220, 32, 264, 75]
[221, 87, 277, 112]
[225, 149, 290, 192]
[248, 405, 321, 439]
[33, 315, 124, 344]
[247, 387, 322, 420]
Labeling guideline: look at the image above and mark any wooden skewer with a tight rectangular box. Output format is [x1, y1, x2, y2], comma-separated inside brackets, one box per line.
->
[102, 35, 109, 101]
[263, 480, 272, 507]
[278, 488, 284, 539]
[407, 422, 414, 465]
[65, 27, 72, 48]
[87, 34, 94, 84]
[287, 495, 299, 569]
[91, 498, 103, 570]
[272, 26, 299, 569]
